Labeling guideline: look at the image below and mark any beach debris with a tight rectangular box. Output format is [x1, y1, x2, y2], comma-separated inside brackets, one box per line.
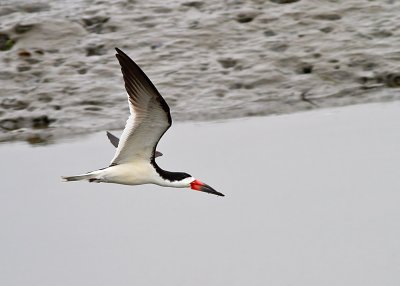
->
[270, 0, 300, 3]
[81, 16, 110, 33]
[320, 26, 334, 33]
[236, 14, 255, 23]
[263, 29, 276, 37]
[86, 44, 106, 56]
[26, 134, 50, 145]
[235, 10, 259, 23]
[1, 98, 29, 110]
[0, 118, 24, 131]
[32, 115, 55, 129]
[0, 115, 55, 131]
[14, 23, 35, 34]
[358, 72, 400, 88]
[181, 1, 204, 9]
[0, 33, 15, 51]
[300, 89, 318, 107]
[379, 73, 400, 88]
[218, 58, 237, 69]
[17, 65, 31, 72]
[18, 50, 32, 57]
[17, 2, 50, 13]
[313, 14, 342, 21]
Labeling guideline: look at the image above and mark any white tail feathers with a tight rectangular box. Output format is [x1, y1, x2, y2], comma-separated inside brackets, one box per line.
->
[62, 171, 100, 182]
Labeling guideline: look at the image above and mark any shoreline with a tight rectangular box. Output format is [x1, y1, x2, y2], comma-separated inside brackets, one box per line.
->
[1, 100, 398, 147]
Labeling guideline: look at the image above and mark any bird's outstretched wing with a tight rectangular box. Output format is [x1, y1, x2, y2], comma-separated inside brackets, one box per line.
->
[106, 131, 163, 157]
[110, 48, 171, 165]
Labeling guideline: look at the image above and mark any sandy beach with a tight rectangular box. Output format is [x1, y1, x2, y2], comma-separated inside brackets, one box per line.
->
[1, 102, 400, 285]
[1, 0, 400, 143]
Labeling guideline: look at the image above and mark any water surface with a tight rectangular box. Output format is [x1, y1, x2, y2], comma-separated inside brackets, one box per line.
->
[1, 102, 400, 285]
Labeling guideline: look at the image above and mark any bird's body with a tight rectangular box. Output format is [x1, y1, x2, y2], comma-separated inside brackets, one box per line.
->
[66, 161, 191, 187]
[62, 48, 223, 197]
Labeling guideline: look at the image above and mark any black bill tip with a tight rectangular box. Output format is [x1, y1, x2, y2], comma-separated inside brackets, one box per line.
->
[199, 184, 225, 197]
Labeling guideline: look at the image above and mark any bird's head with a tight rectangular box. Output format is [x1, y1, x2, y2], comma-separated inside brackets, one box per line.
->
[155, 169, 224, 197]
[189, 178, 224, 197]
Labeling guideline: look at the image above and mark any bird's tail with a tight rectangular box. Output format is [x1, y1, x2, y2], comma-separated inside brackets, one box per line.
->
[62, 170, 102, 182]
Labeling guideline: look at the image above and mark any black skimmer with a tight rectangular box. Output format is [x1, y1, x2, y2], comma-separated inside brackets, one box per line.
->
[62, 48, 224, 197]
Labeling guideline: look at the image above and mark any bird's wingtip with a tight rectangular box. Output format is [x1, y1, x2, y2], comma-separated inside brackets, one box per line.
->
[115, 48, 123, 57]
[115, 47, 126, 56]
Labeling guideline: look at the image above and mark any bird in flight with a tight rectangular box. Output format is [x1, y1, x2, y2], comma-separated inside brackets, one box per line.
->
[62, 48, 224, 197]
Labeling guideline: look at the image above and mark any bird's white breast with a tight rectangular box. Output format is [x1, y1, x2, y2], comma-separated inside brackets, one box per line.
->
[96, 160, 194, 188]
[101, 161, 158, 185]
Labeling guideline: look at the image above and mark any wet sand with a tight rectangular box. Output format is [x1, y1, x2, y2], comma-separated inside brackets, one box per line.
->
[1, 102, 400, 285]
[1, 0, 400, 143]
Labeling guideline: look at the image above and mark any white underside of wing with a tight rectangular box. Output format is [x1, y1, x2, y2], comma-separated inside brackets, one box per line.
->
[109, 99, 169, 165]
[110, 49, 171, 165]
[109, 113, 137, 164]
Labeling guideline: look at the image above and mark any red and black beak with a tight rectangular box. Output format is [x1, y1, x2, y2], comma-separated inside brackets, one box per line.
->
[190, 179, 224, 197]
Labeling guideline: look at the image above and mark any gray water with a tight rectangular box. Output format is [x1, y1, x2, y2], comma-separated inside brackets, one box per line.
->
[1, 102, 400, 285]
